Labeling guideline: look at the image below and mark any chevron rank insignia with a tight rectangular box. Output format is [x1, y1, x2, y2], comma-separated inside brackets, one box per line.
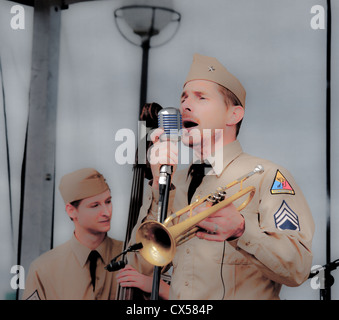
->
[270, 170, 295, 195]
[26, 290, 41, 300]
[274, 201, 300, 231]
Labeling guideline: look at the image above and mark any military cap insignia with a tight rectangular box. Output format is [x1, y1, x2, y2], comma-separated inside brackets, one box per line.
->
[274, 201, 300, 231]
[208, 66, 215, 72]
[270, 170, 295, 195]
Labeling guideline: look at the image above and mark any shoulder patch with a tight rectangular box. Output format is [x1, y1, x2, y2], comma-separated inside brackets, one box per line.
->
[274, 201, 300, 231]
[26, 290, 41, 300]
[270, 170, 295, 195]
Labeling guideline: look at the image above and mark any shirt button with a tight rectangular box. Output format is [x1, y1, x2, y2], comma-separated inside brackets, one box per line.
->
[184, 281, 189, 286]
[186, 248, 190, 254]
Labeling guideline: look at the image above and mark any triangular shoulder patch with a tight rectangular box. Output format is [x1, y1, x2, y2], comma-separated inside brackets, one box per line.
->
[270, 170, 295, 195]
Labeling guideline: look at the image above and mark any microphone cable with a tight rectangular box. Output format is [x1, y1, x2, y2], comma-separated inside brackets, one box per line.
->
[220, 240, 226, 300]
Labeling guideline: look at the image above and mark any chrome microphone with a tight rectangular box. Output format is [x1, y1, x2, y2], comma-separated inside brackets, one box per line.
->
[158, 107, 182, 141]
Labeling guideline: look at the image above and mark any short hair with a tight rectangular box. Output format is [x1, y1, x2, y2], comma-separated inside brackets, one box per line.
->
[68, 199, 82, 221]
[70, 199, 82, 209]
[217, 84, 244, 137]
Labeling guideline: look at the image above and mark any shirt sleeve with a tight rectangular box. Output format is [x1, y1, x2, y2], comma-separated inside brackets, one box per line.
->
[230, 165, 315, 287]
[22, 261, 46, 300]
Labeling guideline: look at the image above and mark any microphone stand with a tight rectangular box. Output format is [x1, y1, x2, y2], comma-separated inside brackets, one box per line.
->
[151, 165, 173, 300]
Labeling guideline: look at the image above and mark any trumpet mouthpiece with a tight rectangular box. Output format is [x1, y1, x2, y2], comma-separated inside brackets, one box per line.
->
[254, 165, 264, 174]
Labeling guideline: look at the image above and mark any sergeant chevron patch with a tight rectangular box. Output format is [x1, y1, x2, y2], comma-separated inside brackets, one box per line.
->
[274, 201, 300, 231]
[26, 290, 41, 300]
[270, 170, 295, 195]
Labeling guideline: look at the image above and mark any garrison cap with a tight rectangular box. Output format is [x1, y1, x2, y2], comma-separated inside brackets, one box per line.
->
[184, 53, 246, 107]
[59, 168, 109, 204]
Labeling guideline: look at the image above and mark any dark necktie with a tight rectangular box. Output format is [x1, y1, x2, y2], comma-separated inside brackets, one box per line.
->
[187, 163, 212, 204]
[88, 250, 100, 291]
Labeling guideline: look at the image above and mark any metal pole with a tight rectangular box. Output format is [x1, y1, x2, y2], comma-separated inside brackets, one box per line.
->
[151, 165, 173, 300]
[321, 0, 332, 301]
[17, 0, 61, 299]
[139, 38, 150, 115]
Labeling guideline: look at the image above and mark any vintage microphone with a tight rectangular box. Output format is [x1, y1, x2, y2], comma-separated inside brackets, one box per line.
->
[158, 107, 182, 142]
[151, 107, 182, 300]
[157, 108, 182, 223]
[105, 242, 143, 272]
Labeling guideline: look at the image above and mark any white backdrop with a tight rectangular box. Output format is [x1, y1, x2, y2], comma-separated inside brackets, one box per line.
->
[0, 0, 338, 300]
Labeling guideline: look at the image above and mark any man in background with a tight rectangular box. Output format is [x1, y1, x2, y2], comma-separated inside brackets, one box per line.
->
[23, 168, 123, 300]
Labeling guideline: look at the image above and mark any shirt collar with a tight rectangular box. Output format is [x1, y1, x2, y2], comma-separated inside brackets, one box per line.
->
[71, 233, 109, 267]
[205, 140, 243, 177]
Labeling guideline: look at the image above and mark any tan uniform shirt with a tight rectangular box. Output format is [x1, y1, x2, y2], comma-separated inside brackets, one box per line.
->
[22, 234, 123, 300]
[128, 140, 314, 300]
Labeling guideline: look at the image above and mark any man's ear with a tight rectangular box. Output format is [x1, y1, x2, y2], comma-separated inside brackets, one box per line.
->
[226, 105, 244, 126]
[65, 203, 77, 221]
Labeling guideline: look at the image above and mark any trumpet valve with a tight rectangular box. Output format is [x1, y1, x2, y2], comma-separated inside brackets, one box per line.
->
[217, 187, 227, 200]
[206, 195, 216, 204]
[207, 193, 221, 205]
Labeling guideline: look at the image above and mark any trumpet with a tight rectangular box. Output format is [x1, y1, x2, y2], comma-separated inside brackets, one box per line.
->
[135, 165, 264, 266]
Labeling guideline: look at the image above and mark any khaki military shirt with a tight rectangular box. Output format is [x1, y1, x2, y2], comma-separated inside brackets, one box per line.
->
[22, 234, 123, 300]
[128, 140, 314, 300]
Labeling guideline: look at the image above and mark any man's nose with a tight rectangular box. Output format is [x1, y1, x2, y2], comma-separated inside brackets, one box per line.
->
[101, 204, 111, 217]
[180, 99, 192, 112]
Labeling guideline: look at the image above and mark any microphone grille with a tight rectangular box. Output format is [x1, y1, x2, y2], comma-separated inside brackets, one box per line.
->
[158, 108, 182, 136]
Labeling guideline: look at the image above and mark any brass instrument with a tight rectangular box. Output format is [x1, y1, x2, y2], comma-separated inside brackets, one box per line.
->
[136, 165, 264, 266]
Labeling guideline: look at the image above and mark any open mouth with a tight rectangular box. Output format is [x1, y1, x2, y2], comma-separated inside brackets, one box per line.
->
[183, 120, 199, 129]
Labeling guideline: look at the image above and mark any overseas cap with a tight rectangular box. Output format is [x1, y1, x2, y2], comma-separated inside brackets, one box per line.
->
[184, 53, 246, 108]
[59, 168, 109, 204]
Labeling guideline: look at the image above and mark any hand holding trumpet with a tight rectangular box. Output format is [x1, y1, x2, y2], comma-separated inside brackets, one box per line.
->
[192, 201, 245, 242]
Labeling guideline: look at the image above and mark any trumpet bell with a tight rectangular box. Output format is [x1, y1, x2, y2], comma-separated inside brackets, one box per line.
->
[136, 221, 176, 266]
